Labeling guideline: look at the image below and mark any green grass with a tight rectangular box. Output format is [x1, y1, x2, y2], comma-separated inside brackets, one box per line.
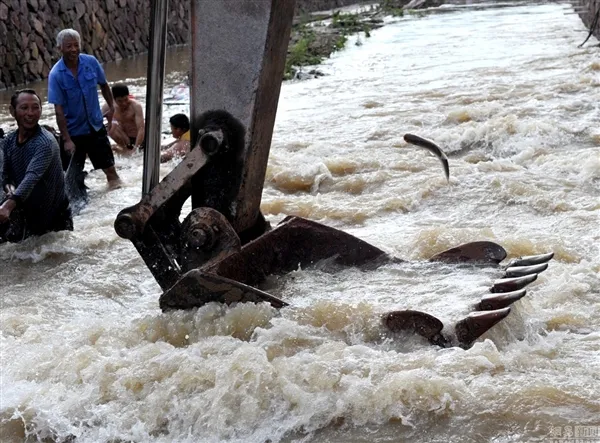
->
[331, 11, 362, 30]
[284, 10, 377, 79]
[285, 30, 324, 79]
[380, 0, 405, 17]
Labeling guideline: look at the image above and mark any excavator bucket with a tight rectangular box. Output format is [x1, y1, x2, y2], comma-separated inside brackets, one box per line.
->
[114, 0, 555, 350]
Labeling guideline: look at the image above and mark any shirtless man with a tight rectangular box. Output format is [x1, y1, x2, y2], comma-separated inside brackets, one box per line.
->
[102, 83, 145, 154]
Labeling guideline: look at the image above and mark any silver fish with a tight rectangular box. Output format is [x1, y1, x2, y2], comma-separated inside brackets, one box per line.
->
[403, 133, 450, 182]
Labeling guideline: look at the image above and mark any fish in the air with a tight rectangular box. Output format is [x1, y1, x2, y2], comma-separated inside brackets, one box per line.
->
[403, 133, 450, 182]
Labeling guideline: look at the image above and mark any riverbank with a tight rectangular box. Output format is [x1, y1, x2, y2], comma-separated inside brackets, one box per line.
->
[285, 1, 416, 79]
[0, 0, 438, 117]
[0, 0, 447, 90]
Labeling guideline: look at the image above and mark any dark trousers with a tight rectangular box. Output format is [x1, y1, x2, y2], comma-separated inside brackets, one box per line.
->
[0, 198, 73, 243]
[63, 127, 115, 214]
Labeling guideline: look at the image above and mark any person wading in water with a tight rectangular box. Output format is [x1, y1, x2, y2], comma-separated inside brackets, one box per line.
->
[0, 89, 73, 243]
[47, 28, 122, 204]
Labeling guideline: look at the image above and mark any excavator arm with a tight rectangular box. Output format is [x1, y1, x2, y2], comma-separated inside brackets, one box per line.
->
[114, 0, 554, 350]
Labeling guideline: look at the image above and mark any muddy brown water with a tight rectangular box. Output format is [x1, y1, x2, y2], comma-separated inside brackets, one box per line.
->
[1, 3, 599, 443]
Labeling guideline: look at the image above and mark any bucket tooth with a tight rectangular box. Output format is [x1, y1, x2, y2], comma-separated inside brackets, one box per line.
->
[455, 307, 511, 348]
[384, 310, 449, 347]
[507, 252, 554, 267]
[503, 262, 548, 278]
[478, 289, 526, 310]
[491, 274, 537, 293]
[429, 241, 507, 265]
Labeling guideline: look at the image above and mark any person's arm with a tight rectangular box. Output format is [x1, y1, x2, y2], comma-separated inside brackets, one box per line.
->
[1, 141, 15, 195]
[48, 72, 76, 154]
[0, 140, 15, 223]
[99, 82, 114, 130]
[161, 140, 176, 151]
[0, 198, 16, 224]
[160, 145, 178, 163]
[173, 140, 189, 157]
[1, 143, 7, 191]
[95, 58, 114, 130]
[160, 141, 189, 163]
[134, 102, 145, 147]
[54, 105, 75, 153]
[0, 144, 15, 223]
[160, 148, 174, 163]
[12, 138, 53, 204]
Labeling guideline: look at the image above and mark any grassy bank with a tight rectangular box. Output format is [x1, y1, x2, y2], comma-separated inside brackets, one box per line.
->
[285, 1, 416, 79]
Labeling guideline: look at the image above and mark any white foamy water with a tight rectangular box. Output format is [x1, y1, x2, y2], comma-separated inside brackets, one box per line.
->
[1, 2, 600, 442]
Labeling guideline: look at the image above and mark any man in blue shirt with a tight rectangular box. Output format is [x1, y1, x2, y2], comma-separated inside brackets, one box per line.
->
[48, 28, 121, 193]
[0, 89, 72, 243]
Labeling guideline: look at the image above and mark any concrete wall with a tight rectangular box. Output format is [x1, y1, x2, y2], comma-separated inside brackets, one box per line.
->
[0, 0, 370, 90]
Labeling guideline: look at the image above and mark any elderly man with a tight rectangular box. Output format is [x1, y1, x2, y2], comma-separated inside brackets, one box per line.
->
[0, 89, 72, 243]
[48, 28, 121, 193]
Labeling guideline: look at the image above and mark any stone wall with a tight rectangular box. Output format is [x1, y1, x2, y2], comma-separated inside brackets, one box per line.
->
[0, 0, 370, 90]
[0, 0, 190, 89]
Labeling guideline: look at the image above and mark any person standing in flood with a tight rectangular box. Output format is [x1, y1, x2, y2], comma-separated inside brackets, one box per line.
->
[0, 89, 72, 243]
[47, 28, 122, 193]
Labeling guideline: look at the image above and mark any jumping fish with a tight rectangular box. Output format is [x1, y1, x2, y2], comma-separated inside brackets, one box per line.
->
[404, 133, 450, 182]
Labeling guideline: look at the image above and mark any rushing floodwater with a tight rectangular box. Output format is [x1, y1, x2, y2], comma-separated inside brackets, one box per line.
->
[1, 2, 600, 442]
